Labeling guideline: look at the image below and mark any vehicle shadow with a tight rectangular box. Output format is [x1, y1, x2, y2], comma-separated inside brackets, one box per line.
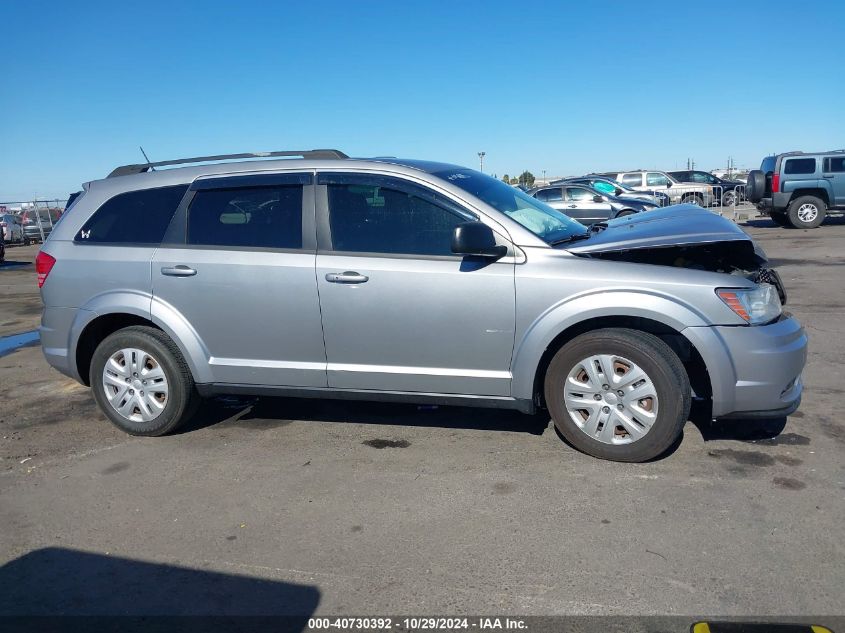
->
[742, 218, 784, 229]
[0, 547, 320, 624]
[743, 215, 845, 229]
[182, 396, 551, 436]
[688, 400, 788, 442]
[183, 397, 791, 459]
[0, 259, 32, 270]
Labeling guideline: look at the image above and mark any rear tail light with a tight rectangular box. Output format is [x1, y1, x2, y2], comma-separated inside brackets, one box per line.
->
[771, 172, 780, 193]
[35, 251, 56, 288]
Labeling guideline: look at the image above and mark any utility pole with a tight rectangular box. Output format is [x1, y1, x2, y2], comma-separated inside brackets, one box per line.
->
[478, 152, 486, 173]
[542, 169, 546, 184]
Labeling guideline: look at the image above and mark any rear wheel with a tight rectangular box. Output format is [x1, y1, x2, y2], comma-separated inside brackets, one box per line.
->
[90, 326, 199, 436]
[721, 190, 737, 207]
[616, 209, 636, 218]
[544, 328, 690, 462]
[787, 195, 826, 229]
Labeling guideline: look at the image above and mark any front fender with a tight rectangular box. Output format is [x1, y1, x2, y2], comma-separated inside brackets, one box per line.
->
[510, 289, 713, 402]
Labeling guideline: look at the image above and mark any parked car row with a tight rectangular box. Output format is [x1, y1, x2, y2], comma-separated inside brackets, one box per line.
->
[668, 170, 745, 207]
[527, 183, 659, 224]
[529, 168, 750, 224]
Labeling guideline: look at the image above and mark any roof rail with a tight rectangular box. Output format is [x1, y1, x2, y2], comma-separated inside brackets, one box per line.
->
[107, 149, 348, 178]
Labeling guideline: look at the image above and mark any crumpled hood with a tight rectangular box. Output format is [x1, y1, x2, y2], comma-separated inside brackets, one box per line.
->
[564, 205, 750, 254]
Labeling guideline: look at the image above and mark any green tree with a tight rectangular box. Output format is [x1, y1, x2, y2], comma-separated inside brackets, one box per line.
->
[518, 171, 535, 187]
[501, 174, 510, 183]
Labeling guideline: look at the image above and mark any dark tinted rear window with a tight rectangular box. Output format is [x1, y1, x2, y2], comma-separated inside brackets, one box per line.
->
[760, 156, 776, 173]
[824, 157, 845, 173]
[187, 185, 303, 249]
[783, 158, 816, 175]
[76, 185, 188, 244]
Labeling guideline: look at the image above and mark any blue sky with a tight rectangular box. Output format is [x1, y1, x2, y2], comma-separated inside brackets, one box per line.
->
[1, 0, 843, 200]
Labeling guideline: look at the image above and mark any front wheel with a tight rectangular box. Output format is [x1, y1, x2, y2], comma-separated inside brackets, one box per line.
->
[90, 326, 199, 436]
[544, 328, 691, 462]
[682, 194, 703, 207]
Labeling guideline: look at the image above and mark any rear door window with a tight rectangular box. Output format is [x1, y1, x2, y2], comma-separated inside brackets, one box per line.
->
[760, 156, 776, 173]
[187, 185, 304, 249]
[620, 173, 642, 187]
[76, 185, 188, 244]
[823, 157, 845, 172]
[536, 188, 563, 202]
[783, 158, 817, 174]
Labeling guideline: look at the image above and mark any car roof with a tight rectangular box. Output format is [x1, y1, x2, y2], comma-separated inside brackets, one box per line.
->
[91, 152, 472, 196]
[775, 149, 845, 158]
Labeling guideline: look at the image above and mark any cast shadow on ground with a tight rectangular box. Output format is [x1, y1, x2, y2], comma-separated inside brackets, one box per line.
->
[181, 395, 552, 436]
[184, 395, 792, 456]
[0, 547, 319, 628]
[743, 215, 845, 229]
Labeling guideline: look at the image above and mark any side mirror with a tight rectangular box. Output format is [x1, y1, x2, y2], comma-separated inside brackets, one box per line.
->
[615, 188, 623, 196]
[451, 222, 508, 259]
[593, 195, 604, 203]
[666, 183, 672, 188]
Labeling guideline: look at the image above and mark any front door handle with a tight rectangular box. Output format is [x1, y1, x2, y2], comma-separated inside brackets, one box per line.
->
[325, 271, 369, 284]
[161, 265, 197, 277]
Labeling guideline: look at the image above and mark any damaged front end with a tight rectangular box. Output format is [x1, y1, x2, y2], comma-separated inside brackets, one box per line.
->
[564, 206, 787, 303]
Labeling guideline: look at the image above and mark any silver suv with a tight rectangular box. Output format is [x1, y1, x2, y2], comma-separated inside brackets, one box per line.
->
[37, 150, 807, 462]
[607, 170, 715, 207]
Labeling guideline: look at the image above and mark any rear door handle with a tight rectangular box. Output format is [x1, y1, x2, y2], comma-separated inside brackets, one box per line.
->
[161, 265, 197, 277]
[325, 271, 369, 284]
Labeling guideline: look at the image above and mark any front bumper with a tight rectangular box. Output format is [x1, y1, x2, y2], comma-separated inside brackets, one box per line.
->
[683, 314, 807, 419]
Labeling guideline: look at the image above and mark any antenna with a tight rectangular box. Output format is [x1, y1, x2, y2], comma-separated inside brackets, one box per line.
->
[139, 146, 154, 171]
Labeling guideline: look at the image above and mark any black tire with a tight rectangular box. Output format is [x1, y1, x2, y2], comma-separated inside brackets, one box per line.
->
[745, 170, 766, 203]
[770, 212, 789, 227]
[721, 189, 737, 207]
[544, 328, 691, 462]
[616, 209, 636, 218]
[90, 326, 199, 436]
[681, 194, 703, 206]
[786, 195, 826, 229]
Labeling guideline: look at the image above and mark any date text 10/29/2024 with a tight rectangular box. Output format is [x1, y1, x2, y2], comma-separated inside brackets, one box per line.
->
[307, 617, 527, 630]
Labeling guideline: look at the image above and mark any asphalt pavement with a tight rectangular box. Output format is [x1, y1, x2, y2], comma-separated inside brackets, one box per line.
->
[1, 216, 843, 618]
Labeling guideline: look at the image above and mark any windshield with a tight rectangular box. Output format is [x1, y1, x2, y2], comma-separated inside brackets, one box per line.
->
[433, 169, 588, 244]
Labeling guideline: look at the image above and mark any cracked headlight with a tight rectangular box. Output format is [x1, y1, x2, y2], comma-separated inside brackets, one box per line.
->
[717, 285, 782, 325]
